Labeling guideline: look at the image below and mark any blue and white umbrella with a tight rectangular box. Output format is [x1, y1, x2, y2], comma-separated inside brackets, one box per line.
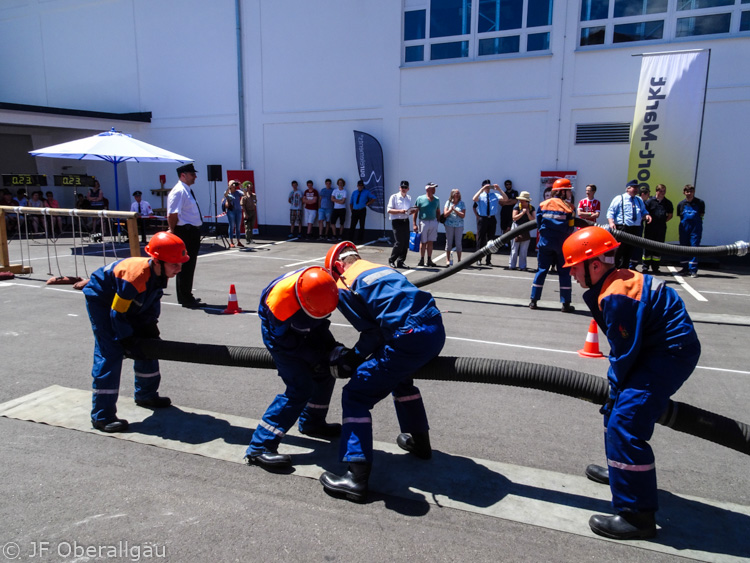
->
[29, 128, 193, 210]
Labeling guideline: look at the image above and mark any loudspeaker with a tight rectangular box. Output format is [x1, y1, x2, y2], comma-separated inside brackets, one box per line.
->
[207, 165, 223, 182]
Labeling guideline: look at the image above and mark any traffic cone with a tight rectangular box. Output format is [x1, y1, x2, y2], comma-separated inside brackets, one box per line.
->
[578, 319, 605, 358]
[222, 284, 243, 314]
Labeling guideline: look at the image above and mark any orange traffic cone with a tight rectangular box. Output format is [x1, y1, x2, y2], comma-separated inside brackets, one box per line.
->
[222, 284, 243, 314]
[578, 319, 605, 358]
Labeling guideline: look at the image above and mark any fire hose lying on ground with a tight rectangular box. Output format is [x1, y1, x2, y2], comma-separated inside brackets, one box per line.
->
[138, 339, 750, 457]
[138, 224, 750, 456]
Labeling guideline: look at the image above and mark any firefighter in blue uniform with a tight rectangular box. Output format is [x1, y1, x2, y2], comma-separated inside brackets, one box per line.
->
[83, 231, 189, 433]
[245, 266, 342, 471]
[562, 227, 701, 540]
[529, 178, 575, 312]
[676, 184, 705, 277]
[319, 242, 446, 503]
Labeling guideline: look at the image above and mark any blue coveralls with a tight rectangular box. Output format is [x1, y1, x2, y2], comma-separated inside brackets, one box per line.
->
[677, 198, 705, 274]
[583, 268, 700, 513]
[336, 260, 445, 463]
[82, 258, 165, 424]
[246, 269, 338, 456]
[530, 197, 574, 303]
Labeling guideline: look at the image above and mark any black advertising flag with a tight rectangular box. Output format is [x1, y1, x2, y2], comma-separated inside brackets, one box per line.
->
[353, 130, 384, 214]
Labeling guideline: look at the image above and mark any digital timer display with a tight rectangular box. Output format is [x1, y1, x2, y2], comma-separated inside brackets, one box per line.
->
[2, 174, 48, 187]
[53, 174, 95, 187]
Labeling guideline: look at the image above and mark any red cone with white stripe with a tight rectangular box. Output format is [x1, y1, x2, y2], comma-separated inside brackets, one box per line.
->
[578, 319, 605, 358]
[222, 284, 243, 314]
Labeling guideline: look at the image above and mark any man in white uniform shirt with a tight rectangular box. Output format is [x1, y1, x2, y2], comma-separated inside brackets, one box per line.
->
[131, 190, 154, 244]
[167, 163, 203, 308]
[386, 180, 414, 268]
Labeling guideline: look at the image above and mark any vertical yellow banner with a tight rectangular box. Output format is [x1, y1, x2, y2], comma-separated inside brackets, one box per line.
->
[628, 50, 709, 241]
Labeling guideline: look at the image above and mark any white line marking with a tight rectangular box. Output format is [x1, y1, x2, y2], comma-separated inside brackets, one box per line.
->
[668, 266, 708, 302]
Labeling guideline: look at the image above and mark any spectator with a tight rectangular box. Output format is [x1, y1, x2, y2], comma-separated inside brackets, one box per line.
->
[577, 184, 601, 222]
[166, 162, 203, 308]
[529, 178, 575, 313]
[318, 178, 334, 240]
[223, 180, 244, 248]
[2, 189, 20, 234]
[131, 190, 154, 244]
[288, 180, 303, 238]
[606, 180, 651, 269]
[331, 178, 348, 241]
[88, 179, 106, 234]
[563, 227, 700, 540]
[412, 182, 441, 267]
[27, 190, 44, 232]
[240, 183, 258, 245]
[509, 191, 535, 271]
[245, 266, 342, 471]
[642, 184, 673, 274]
[677, 184, 705, 278]
[16, 189, 28, 207]
[443, 188, 466, 267]
[348, 180, 375, 242]
[472, 180, 507, 266]
[387, 180, 413, 268]
[302, 180, 319, 240]
[499, 179, 518, 234]
[319, 242, 446, 503]
[82, 232, 189, 433]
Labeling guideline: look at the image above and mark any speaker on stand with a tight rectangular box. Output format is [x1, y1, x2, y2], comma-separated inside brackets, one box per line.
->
[205, 165, 227, 246]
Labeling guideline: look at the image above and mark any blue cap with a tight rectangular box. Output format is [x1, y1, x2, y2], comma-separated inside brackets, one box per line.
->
[626, 179, 639, 187]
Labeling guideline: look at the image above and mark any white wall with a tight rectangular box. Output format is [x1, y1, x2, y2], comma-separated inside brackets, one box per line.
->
[1, 0, 749, 243]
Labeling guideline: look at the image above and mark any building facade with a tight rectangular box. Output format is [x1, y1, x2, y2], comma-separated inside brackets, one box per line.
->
[1, 0, 748, 243]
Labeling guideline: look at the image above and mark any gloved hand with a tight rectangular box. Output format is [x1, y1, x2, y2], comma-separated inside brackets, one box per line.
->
[120, 336, 147, 360]
[329, 345, 365, 379]
[134, 322, 160, 340]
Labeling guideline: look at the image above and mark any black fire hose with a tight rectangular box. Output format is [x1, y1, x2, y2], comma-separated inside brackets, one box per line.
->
[139, 338, 750, 457]
[414, 220, 748, 288]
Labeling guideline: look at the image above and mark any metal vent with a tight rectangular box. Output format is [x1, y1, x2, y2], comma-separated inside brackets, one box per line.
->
[575, 123, 631, 144]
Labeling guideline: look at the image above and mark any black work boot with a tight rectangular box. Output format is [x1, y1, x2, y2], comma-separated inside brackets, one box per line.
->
[135, 394, 172, 408]
[396, 432, 432, 460]
[589, 511, 657, 540]
[245, 451, 292, 471]
[319, 462, 371, 503]
[585, 464, 609, 485]
[91, 418, 129, 433]
[529, 299, 538, 310]
[561, 302, 575, 313]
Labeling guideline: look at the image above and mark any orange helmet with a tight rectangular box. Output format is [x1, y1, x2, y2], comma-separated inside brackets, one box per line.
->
[563, 227, 620, 268]
[295, 266, 339, 319]
[552, 178, 573, 191]
[145, 232, 190, 264]
[324, 241, 359, 279]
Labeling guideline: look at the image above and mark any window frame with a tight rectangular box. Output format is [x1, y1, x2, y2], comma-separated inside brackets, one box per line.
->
[578, 0, 750, 49]
[402, 0, 554, 66]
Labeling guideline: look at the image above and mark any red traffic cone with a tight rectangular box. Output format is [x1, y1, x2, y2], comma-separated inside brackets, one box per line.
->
[578, 319, 605, 358]
[222, 284, 243, 314]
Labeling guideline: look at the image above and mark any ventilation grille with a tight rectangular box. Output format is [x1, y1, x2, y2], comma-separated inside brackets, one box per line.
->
[575, 123, 631, 144]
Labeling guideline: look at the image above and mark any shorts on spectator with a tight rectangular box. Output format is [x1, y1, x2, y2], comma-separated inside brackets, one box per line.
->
[420, 219, 438, 242]
[290, 209, 302, 226]
[304, 208, 317, 225]
[318, 208, 332, 222]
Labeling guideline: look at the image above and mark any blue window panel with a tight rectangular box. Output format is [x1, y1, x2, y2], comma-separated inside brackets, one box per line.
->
[581, 0, 610, 21]
[528, 0, 553, 27]
[614, 0, 667, 18]
[405, 45, 425, 62]
[527, 32, 550, 50]
[580, 26, 606, 45]
[431, 40, 470, 59]
[742, 11, 750, 31]
[676, 13, 731, 36]
[613, 20, 664, 41]
[430, 0, 472, 38]
[478, 0, 523, 32]
[478, 35, 520, 55]
[405, 10, 426, 40]
[676, 0, 732, 9]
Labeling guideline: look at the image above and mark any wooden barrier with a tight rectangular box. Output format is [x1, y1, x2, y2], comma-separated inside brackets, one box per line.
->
[0, 205, 141, 274]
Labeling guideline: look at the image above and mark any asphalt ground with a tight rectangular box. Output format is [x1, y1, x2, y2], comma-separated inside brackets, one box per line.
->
[1, 233, 749, 562]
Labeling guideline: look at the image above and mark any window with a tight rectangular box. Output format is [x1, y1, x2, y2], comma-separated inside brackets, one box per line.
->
[403, 0, 554, 64]
[579, 0, 747, 47]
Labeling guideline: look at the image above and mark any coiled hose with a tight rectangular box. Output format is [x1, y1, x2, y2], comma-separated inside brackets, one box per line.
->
[414, 219, 748, 288]
[139, 338, 750, 456]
